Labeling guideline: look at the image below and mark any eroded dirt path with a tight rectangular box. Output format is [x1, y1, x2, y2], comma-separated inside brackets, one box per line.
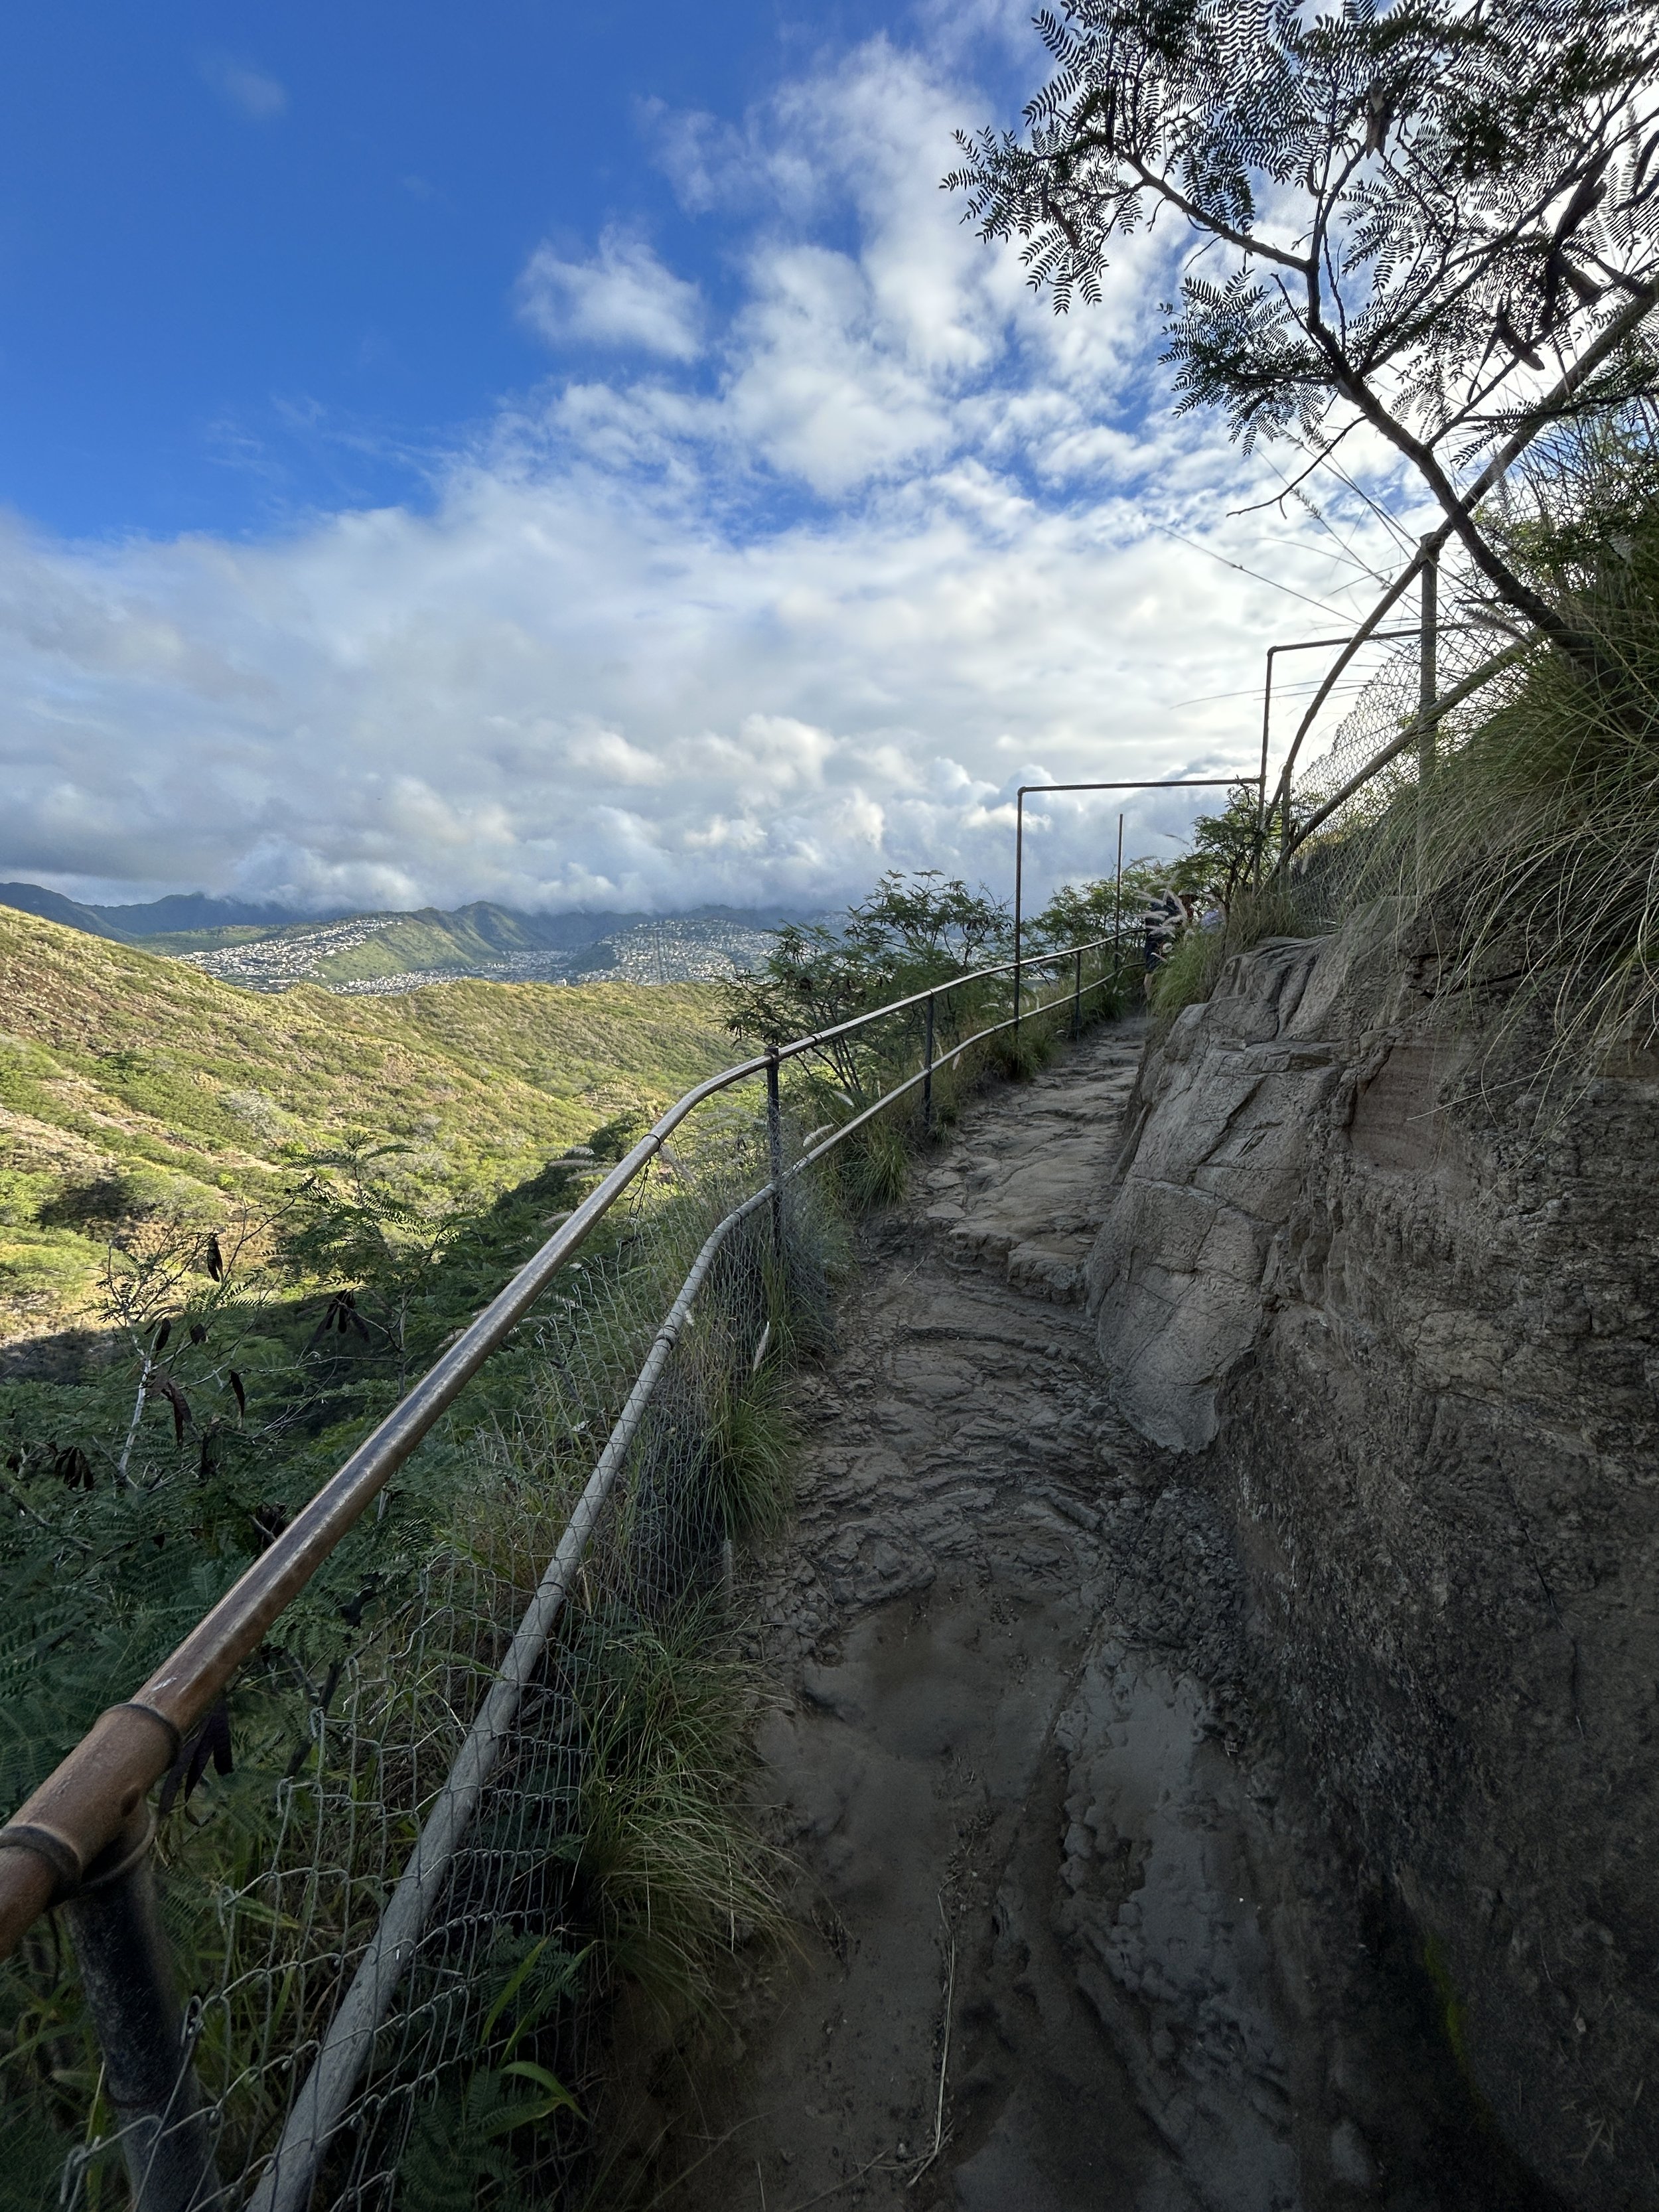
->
[670, 1025, 1545, 2212]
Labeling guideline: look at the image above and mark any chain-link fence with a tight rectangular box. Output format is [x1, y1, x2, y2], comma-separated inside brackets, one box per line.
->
[1279, 567, 1538, 926]
[0, 941, 1121, 2212]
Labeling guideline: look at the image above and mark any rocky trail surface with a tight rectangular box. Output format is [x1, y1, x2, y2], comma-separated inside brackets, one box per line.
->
[667, 1023, 1553, 2212]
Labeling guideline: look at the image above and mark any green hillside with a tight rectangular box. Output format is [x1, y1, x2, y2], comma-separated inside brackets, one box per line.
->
[0, 907, 730, 1345]
[313, 905, 565, 982]
[133, 901, 597, 969]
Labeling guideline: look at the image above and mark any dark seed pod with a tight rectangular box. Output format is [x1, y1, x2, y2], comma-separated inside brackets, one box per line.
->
[228, 1370, 246, 1418]
[53, 1446, 94, 1491]
[148, 1373, 191, 1445]
[159, 1695, 234, 1814]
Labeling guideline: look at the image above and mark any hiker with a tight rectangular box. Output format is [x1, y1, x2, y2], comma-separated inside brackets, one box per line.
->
[1142, 888, 1185, 993]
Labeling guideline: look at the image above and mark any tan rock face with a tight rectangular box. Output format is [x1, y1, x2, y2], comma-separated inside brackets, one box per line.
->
[1087, 909, 1659, 2209]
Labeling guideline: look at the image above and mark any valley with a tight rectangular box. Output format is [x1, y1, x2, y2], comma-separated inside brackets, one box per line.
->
[0, 883, 800, 995]
[0, 905, 734, 1348]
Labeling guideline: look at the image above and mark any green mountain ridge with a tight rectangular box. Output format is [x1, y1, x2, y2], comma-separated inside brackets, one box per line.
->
[138, 900, 654, 960]
[0, 883, 309, 940]
[0, 905, 734, 1351]
[0, 885, 814, 994]
[0, 883, 806, 956]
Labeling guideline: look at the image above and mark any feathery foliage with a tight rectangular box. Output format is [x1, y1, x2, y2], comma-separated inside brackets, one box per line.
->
[720, 871, 1013, 1100]
[948, 0, 1659, 658]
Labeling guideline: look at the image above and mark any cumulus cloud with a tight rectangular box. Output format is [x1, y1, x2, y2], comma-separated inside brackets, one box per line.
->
[518, 230, 705, 360]
[3, 33, 1421, 918]
[198, 54, 287, 120]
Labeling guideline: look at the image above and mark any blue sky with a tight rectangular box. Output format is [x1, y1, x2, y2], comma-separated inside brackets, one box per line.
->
[0, 1, 1417, 913]
[0, 1, 911, 535]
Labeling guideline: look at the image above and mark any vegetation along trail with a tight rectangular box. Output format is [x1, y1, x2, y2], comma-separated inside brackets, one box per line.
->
[672, 1021, 1550, 2212]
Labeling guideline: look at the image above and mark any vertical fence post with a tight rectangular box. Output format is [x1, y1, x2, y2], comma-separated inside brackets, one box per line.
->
[1416, 542, 1439, 893]
[1072, 949, 1082, 1039]
[1113, 814, 1124, 992]
[61, 1814, 222, 2211]
[922, 992, 936, 1138]
[1012, 788, 1025, 1035]
[764, 1045, 783, 1260]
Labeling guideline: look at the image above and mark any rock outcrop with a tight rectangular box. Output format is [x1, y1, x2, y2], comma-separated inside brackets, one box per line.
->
[1087, 907, 1659, 2208]
[674, 1027, 1538, 2211]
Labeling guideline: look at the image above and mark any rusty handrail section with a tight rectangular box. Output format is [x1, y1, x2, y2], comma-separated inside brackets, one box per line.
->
[0, 933, 1117, 1960]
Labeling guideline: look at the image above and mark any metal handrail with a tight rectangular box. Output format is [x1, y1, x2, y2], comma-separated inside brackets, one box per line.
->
[250, 1186, 777, 2212]
[1264, 281, 1659, 829]
[250, 950, 1124, 2212]
[0, 932, 1119, 1960]
[1279, 636, 1533, 861]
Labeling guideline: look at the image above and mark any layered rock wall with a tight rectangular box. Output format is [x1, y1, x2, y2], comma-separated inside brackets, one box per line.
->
[1086, 910, 1659, 2208]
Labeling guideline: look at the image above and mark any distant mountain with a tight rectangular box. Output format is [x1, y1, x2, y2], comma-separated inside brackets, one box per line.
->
[0, 881, 808, 992]
[0, 883, 309, 940]
[90, 891, 312, 934]
[0, 882, 125, 939]
[445, 903, 646, 952]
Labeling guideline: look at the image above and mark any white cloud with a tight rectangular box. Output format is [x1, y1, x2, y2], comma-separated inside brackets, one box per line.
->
[2, 35, 1423, 919]
[518, 230, 705, 360]
[723, 244, 952, 494]
[198, 54, 287, 121]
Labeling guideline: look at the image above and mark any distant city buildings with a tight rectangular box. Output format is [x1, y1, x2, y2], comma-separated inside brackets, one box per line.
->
[174, 915, 776, 994]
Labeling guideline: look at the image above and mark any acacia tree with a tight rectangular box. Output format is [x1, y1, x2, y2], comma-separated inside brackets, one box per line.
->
[723, 871, 1010, 1100]
[948, 0, 1659, 667]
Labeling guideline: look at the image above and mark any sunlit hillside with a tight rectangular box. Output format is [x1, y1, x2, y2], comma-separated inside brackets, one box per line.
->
[0, 907, 732, 1345]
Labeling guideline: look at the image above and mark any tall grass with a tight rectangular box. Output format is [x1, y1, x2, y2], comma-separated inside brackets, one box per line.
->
[1138, 412, 1659, 1116]
[559, 1605, 790, 2023]
[1342, 413, 1659, 1115]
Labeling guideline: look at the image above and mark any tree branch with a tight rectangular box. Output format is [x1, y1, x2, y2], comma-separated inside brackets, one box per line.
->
[1303, 296, 1631, 662]
[1270, 274, 1659, 813]
[1056, 133, 1316, 277]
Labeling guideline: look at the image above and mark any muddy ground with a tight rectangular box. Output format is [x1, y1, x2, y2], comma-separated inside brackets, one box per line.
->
[658, 1023, 1557, 2212]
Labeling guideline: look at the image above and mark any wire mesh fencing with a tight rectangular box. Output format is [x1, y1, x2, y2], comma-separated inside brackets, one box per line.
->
[1, 944, 1119, 2212]
[47, 1155, 813, 2212]
[1283, 577, 1537, 926]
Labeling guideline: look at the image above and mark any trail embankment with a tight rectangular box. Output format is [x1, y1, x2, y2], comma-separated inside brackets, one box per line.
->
[668, 1019, 1545, 2211]
[1088, 913, 1659, 2211]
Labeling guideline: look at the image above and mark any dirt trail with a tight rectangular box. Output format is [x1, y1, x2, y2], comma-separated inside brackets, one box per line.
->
[672, 1025, 1550, 2212]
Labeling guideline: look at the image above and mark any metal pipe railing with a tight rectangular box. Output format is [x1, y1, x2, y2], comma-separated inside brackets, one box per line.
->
[248, 1190, 767, 2212]
[1264, 280, 1659, 833]
[1279, 636, 1532, 863]
[248, 948, 1125, 2208]
[1011, 780, 1252, 1025]
[0, 932, 1118, 1966]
